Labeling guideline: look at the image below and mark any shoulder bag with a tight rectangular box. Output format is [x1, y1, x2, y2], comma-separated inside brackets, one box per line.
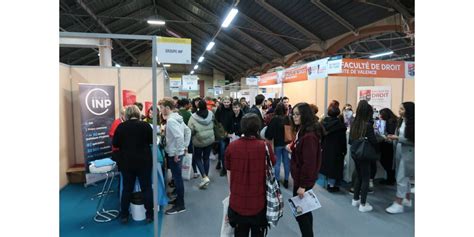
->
[350, 137, 379, 161]
[264, 142, 284, 227]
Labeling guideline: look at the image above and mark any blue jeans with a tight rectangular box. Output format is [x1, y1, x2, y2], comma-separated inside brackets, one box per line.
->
[218, 139, 228, 169]
[167, 155, 185, 208]
[194, 145, 212, 176]
[274, 146, 290, 181]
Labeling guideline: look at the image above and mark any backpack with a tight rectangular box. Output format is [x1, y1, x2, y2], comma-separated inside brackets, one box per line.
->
[213, 118, 226, 141]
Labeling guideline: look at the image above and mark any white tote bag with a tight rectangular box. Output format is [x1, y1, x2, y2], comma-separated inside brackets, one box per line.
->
[220, 196, 234, 237]
[181, 153, 193, 181]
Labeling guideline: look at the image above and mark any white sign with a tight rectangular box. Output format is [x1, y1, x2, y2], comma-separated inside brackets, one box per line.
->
[182, 75, 198, 91]
[214, 86, 223, 96]
[327, 55, 343, 74]
[246, 77, 258, 86]
[357, 86, 392, 112]
[169, 77, 182, 89]
[307, 57, 328, 80]
[156, 36, 192, 64]
[405, 61, 415, 79]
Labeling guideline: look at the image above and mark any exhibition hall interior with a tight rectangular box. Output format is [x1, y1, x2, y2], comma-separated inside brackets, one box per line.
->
[59, 0, 415, 236]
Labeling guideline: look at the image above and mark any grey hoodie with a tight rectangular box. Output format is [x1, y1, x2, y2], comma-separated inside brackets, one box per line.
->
[165, 112, 191, 157]
[188, 111, 215, 148]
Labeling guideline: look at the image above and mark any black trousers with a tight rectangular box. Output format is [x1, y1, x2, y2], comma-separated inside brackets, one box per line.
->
[370, 161, 377, 180]
[293, 186, 314, 237]
[353, 160, 371, 204]
[228, 207, 267, 237]
[120, 167, 153, 218]
[380, 143, 396, 182]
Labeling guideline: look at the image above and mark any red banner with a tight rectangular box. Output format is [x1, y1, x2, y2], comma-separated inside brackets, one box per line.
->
[122, 90, 136, 106]
[258, 72, 278, 86]
[283, 65, 308, 83]
[332, 59, 405, 78]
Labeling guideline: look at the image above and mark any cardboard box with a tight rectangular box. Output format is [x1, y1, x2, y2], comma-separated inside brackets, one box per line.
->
[66, 166, 86, 184]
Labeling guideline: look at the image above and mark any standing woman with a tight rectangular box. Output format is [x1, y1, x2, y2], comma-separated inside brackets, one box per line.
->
[265, 102, 291, 189]
[320, 102, 347, 193]
[349, 100, 381, 212]
[385, 102, 415, 214]
[225, 113, 276, 237]
[113, 105, 154, 223]
[378, 108, 399, 185]
[290, 103, 323, 237]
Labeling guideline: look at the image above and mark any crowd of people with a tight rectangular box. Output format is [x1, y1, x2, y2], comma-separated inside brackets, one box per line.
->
[108, 94, 415, 237]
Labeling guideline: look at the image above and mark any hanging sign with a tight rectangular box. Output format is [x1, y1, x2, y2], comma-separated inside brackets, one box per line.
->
[333, 59, 405, 78]
[170, 77, 182, 90]
[78, 84, 115, 183]
[214, 86, 223, 96]
[357, 86, 392, 112]
[283, 65, 308, 83]
[307, 57, 329, 80]
[182, 75, 198, 91]
[122, 90, 136, 106]
[327, 55, 343, 74]
[405, 61, 415, 79]
[246, 77, 258, 86]
[258, 72, 278, 86]
[156, 36, 192, 64]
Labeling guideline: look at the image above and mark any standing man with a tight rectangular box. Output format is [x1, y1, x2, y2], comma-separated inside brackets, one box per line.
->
[249, 94, 265, 126]
[240, 97, 250, 114]
[282, 96, 291, 116]
[159, 98, 191, 215]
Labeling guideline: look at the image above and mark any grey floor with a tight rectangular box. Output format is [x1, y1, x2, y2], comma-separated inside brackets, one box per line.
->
[161, 159, 414, 237]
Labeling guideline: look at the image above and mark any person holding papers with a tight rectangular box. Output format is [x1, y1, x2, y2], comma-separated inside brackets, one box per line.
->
[289, 103, 323, 237]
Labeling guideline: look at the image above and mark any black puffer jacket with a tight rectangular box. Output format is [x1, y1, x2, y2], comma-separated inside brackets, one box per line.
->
[320, 116, 347, 180]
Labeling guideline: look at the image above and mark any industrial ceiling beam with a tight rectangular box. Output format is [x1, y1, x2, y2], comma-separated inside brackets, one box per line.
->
[187, 0, 283, 58]
[255, 0, 322, 42]
[163, 0, 270, 63]
[76, 0, 139, 63]
[387, 0, 414, 21]
[159, 5, 257, 68]
[311, 0, 358, 35]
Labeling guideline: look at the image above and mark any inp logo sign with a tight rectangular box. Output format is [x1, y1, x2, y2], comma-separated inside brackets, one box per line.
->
[85, 88, 112, 116]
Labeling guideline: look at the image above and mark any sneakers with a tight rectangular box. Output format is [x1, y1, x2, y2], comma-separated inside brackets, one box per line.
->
[216, 162, 221, 170]
[283, 180, 289, 189]
[199, 177, 210, 189]
[192, 173, 200, 179]
[386, 202, 404, 214]
[349, 187, 354, 194]
[165, 206, 186, 215]
[402, 198, 412, 207]
[359, 202, 373, 212]
[220, 169, 227, 176]
[352, 199, 360, 207]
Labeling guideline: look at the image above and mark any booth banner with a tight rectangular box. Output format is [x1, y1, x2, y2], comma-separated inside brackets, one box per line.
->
[156, 36, 191, 64]
[283, 65, 308, 83]
[246, 77, 258, 86]
[208, 88, 214, 94]
[357, 86, 391, 111]
[335, 59, 405, 78]
[405, 61, 415, 79]
[307, 57, 328, 80]
[170, 77, 182, 90]
[182, 75, 198, 91]
[258, 72, 278, 86]
[122, 90, 136, 106]
[79, 84, 115, 170]
[327, 55, 343, 74]
[144, 101, 152, 117]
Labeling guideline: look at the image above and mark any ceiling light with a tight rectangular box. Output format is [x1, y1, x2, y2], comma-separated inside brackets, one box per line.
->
[221, 8, 239, 28]
[190, 71, 195, 74]
[194, 65, 198, 70]
[198, 56, 204, 63]
[97, 53, 100, 56]
[147, 20, 165, 25]
[369, 51, 394, 58]
[163, 64, 171, 67]
[115, 64, 121, 68]
[206, 41, 215, 51]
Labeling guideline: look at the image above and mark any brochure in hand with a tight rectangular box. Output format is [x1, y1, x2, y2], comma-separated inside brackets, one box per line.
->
[288, 189, 322, 217]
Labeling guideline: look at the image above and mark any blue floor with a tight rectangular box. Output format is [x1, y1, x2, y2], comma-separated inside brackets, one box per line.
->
[60, 159, 414, 237]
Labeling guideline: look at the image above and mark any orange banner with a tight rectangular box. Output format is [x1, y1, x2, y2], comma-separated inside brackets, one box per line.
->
[332, 59, 405, 78]
[258, 72, 278, 86]
[283, 65, 308, 83]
